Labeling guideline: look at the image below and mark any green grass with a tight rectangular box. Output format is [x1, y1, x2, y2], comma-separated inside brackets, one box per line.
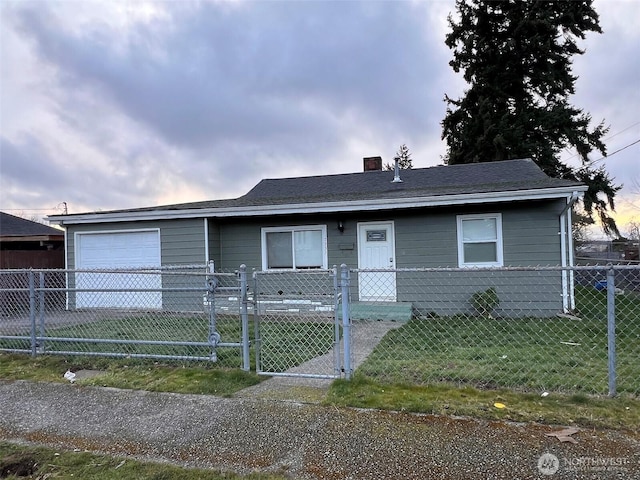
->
[0, 354, 264, 396]
[1, 285, 638, 431]
[7, 286, 635, 395]
[0, 441, 285, 480]
[0, 312, 338, 393]
[326, 375, 640, 430]
[353, 286, 640, 395]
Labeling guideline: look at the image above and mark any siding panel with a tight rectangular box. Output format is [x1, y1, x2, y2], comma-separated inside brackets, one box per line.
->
[385, 200, 565, 316]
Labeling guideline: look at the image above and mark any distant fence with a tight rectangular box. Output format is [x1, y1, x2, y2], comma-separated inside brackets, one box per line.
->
[1, 264, 638, 397]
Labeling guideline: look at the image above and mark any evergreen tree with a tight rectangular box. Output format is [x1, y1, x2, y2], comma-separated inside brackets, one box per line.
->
[384, 144, 413, 170]
[441, 0, 620, 235]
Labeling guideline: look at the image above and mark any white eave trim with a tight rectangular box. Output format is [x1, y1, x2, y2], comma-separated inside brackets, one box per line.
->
[48, 186, 587, 225]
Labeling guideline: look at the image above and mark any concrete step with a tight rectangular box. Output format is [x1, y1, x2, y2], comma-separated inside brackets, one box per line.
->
[340, 301, 413, 322]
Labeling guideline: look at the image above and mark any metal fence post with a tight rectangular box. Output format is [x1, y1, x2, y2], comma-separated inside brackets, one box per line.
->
[38, 272, 45, 353]
[333, 266, 341, 377]
[607, 265, 617, 397]
[239, 264, 250, 371]
[253, 270, 261, 374]
[28, 270, 37, 357]
[340, 264, 352, 380]
[206, 263, 220, 362]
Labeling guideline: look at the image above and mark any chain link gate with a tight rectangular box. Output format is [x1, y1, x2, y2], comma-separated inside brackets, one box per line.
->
[252, 267, 345, 378]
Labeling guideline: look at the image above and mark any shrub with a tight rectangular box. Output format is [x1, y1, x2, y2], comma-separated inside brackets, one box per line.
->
[471, 287, 499, 317]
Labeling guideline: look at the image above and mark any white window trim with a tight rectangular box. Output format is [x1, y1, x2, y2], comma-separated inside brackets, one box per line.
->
[261, 225, 328, 270]
[456, 213, 504, 268]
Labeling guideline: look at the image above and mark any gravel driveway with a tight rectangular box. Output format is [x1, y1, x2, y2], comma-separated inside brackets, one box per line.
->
[0, 380, 638, 479]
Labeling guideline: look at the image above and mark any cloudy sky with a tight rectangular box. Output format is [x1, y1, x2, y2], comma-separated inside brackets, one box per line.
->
[1, 0, 638, 236]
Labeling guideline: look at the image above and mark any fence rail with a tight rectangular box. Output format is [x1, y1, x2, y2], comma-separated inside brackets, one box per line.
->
[1, 264, 638, 397]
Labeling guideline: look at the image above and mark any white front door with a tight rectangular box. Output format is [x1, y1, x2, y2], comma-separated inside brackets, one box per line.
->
[357, 222, 396, 301]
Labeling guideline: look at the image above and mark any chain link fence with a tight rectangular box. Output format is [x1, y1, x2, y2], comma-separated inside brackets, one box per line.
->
[348, 265, 640, 397]
[1, 264, 638, 397]
[0, 265, 249, 367]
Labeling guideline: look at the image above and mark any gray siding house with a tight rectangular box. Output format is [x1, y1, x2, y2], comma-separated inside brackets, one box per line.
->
[49, 158, 586, 315]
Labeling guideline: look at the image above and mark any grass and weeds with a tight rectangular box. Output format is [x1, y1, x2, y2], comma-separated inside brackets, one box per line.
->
[1, 281, 638, 479]
[1, 351, 637, 431]
[5, 286, 636, 394]
[0, 353, 264, 396]
[326, 375, 640, 430]
[324, 285, 640, 430]
[0, 441, 285, 480]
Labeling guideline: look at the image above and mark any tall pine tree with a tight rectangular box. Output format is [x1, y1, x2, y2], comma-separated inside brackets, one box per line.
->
[384, 144, 413, 170]
[442, 0, 620, 235]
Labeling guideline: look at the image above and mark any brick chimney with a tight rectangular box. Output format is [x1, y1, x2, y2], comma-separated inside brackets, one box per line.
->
[363, 156, 383, 172]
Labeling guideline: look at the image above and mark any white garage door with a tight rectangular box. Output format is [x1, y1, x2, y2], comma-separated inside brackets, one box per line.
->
[75, 230, 161, 308]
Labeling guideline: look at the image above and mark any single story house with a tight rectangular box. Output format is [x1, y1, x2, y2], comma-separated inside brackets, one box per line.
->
[48, 158, 586, 316]
[0, 212, 65, 314]
[0, 212, 64, 269]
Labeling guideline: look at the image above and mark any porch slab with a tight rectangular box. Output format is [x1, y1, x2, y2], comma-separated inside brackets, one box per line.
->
[343, 301, 413, 322]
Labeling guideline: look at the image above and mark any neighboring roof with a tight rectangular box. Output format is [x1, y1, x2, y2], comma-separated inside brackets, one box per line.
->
[0, 212, 64, 240]
[49, 159, 586, 225]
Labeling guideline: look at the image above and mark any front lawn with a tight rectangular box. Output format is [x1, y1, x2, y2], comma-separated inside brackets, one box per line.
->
[353, 287, 640, 395]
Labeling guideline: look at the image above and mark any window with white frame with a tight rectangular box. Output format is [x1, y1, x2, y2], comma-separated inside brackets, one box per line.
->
[261, 225, 327, 270]
[457, 214, 503, 267]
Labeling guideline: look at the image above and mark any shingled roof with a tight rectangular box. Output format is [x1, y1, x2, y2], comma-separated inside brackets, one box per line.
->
[49, 159, 586, 224]
[241, 158, 580, 205]
[0, 212, 64, 238]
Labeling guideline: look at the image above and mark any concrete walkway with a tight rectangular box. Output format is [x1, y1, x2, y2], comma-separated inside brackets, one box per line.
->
[1, 379, 639, 479]
[238, 320, 401, 402]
